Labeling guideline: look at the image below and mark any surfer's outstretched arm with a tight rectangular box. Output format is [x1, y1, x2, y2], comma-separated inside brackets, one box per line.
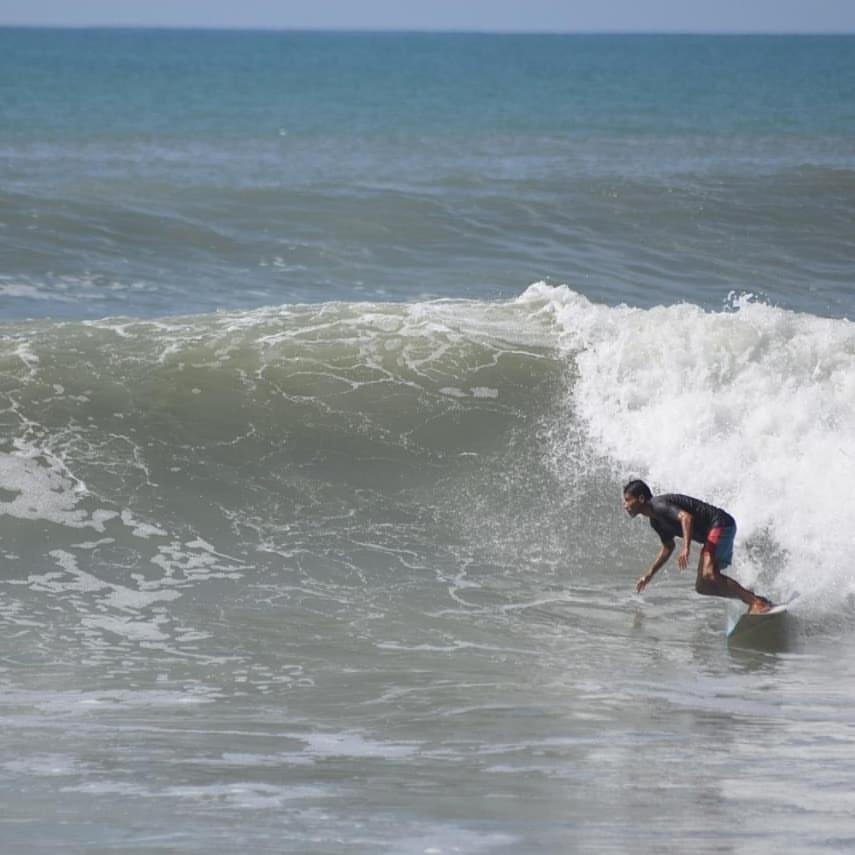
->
[676, 510, 693, 569]
[636, 540, 674, 593]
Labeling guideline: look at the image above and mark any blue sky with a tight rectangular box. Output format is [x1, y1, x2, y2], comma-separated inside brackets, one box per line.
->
[2, 0, 854, 33]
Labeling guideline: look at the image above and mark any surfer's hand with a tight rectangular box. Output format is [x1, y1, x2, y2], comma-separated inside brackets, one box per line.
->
[636, 573, 651, 593]
[677, 547, 690, 570]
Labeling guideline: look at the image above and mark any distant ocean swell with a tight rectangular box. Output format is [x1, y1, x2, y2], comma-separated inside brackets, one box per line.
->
[3, 159, 855, 321]
[1, 286, 853, 646]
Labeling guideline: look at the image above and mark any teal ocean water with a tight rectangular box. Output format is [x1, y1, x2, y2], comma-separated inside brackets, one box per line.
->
[3, 29, 855, 318]
[2, 29, 855, 853]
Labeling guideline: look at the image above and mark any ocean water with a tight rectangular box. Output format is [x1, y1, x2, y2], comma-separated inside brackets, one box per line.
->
[1, 28, 855, 854]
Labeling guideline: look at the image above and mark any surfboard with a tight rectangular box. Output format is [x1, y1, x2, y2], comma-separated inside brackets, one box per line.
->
[726, 600, 794, 646]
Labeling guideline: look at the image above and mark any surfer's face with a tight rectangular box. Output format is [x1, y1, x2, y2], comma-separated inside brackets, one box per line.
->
[624, 492, 644, 517]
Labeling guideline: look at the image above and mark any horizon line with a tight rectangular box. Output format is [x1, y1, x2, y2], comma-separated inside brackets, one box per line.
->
[1, 23, 854, 37]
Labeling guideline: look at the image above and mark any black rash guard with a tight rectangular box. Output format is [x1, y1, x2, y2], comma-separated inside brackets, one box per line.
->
[648, 494, 735, 546]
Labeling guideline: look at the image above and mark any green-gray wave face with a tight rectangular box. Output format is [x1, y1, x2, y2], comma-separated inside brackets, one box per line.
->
[0, 298, 599, 654]
[1, 298, 561, 492]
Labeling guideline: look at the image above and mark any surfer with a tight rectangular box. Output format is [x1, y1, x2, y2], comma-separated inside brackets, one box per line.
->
[623, 480, 773, 614]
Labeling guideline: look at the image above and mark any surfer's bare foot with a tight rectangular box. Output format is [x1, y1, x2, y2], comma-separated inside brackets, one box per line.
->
[747, 597, 773, 615]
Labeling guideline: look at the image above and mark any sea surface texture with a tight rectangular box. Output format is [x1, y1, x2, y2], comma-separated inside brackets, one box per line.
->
[1, 29, 855, 854]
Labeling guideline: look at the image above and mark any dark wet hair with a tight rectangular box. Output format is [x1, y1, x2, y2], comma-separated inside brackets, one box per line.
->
[623, 479, 652, 501]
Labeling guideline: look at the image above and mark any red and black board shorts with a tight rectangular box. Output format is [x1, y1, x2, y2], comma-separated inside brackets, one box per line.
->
[701, 526, 736, 569]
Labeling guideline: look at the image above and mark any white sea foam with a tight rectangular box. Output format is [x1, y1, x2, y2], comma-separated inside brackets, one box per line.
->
[521, 283, 855, 610]
[3, 755, 84, 777]
[82, 614, 171, 642]
[0, 281, 56, 301]
[120, 509, 168, 538]
[297, 731, 419, 760]
[0, 450, 101, 530]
